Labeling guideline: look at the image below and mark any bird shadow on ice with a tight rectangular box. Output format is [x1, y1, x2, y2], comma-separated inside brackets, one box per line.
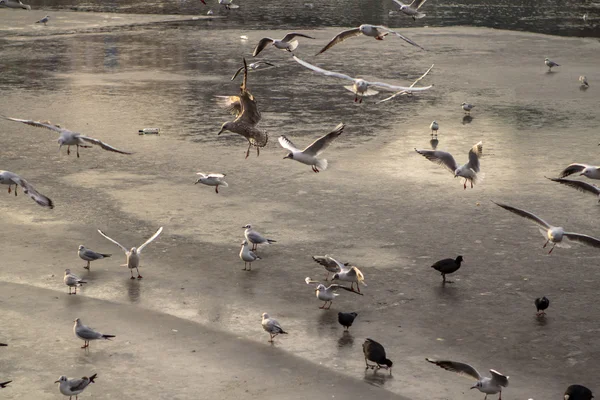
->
[430, 138, 439, 150]
[535, 315, 548, 327]
[432, 283, 461, 303]
[363, 368, 394, 387]
[125, 279, 141, 303]
[462, 115, 473, 125]
[337, 331, 354, 348]
[316, 310, 337, 337]
[580, 85, 589, 92]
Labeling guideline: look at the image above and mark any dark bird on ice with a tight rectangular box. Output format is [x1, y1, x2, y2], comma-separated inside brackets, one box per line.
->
[338, 312, 358, 330]
[363, 338, 393, 374]
[430, 256, 463, 283]
[534, 296, 550, 316]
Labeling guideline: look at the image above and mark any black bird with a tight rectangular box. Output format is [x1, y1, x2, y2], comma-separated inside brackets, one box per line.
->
[363, 338, 393, 374]
[534, 296, 550, 316]
[338, 312, 358, 330]
[0, 380, 11, 389]
[431, 256, 463, 283]
[565, 385, 594, 400]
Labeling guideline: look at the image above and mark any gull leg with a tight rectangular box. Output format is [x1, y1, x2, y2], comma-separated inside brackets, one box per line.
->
[548, 243, 556, 254]
[471, 180, 474, 188]
[499, 391, 502, 400]
[215, 185, 219, 194]
[136, 267, 143, 279]
[463, 181, 467, 190]
[243, 262, 247, 271]
[14, 185, 17, 196]
[67, 145, 70, 155]
[325, 301, 332, 310]
[268, 333, 273, 342]
[543, 239, 549, 248]
[256, 146, 260, 157]
[325, 272, 329, 281]
[354, 96, 358, 102]
[7, 186, 10, 194]
[248, 263, 252, 271]
[76, 145, 80, 158]
[359, 97, 363, 104]
[319, 302, 327, 309]
[356, 283, 361, 293]
[375, 36, 384, 40]
[85, 261, 90, 270]
[130, 269, 135, 280]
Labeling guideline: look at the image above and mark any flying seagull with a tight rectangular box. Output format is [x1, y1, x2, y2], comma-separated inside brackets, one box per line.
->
[279, 123, 344, 172]
[415, 141, 483, 189]
[363, 338, 393, 373]
[293, 56, 432, 103]
[305, 277, 363, 309]
[218, 0, 239, 9]
[230, 60, 276, 81]
[392, 0, 427, 19]
[558, 163, 600, 179]
[261, 313, 287, 342]
[376, 64, 435, 103]
[0, 115, 132, 158]
[97, 226, 163, 279]
[546, 177, 600, 203]
[243, 224, 276, 251]
[316, 24, 424, 56]
[239, 240, 261, 271]
[0, 170, 53, 208]
[73, 318, 115, 349]
[312, 255, 349, 280]
[493, 201, 600, 253]
[55, 373, 97, 398]
[430, 256, 463, 283]
[253, 33, 314, 57]
[64, 269, 86, 295]
[534, 296, 549, 316]
[78, 245, 111, 270]
[545, 58, 559, 71]
[426, 358, 509, 400]
[195, 173, 228, 194]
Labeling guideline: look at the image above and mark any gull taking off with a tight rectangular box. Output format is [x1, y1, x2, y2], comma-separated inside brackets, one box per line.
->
[332, 264, 366, 293]
[312, 255, 349, 280]
[415, 141, 483, 189]
[558, 163, 600, 179]
[279, 123, 344, 173]
[195, 173, 228, 194]
[316, 24, 424, 55]
[293, 56, 432, 103]
[253, 33, 314, 57]
[306, 277, 363, 309]
[239, 240, 261, 271]
[36, 15, 49, 25]
[97, 227, 163, 279]
[0, 170, 53, 208]
[1, 115, 132, 158]
[261, 313, 287, 342]
[73, 318, 115, 349]
[243, 224, 276, 251]
[493, 201, 600, 253]
[393, 0, 427, 19]
[64, 269, 86, 295]
[78, 245, 111, 270]
[55, 374, 97, 399]
[219, 0, 239, 9]
[545, 57, 560, 71]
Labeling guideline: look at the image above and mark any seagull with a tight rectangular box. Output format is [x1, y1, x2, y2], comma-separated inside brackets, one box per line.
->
[431, 255, 463, 283]
[195, 173, 228, 194]
[0, 170, 53, 208]
[36, 15, 49, 25]
[0, 0, 31, 10]
[261, 313, 287, 342]
[579, 75, 589, 87]
[430, 120, 439, 137]
[216, 58, 268, 159]
[73, 318, 115, 349]
[218, 0, 239, 9]
[558, 163, 600, 179]
[252, 33, 314, 57]
[545, 57, 560, 71]
[312, 255, 349, 280]
[305, 277, 363, 309]
[97, 226, 163, 279]
[426, 358, 509, 400]
[239, 240, 261, 271]
[0, 380, 11, 388]
[392, 0, 427, 20]
[565, 385, 594, 400]
[375, 63, 435, 103]
[363, 338, 393, 373]
[55, 373, 97, 399]
[462, 102, 475, 114]
[293, 56, 432, 103]
[243, 224, 276, 251]
[331, 265, 366, 293]
[279, 123, 344, 172]
[583, 13, 588, 22]
[546, 177, 600, 203]
[315, 24, 424, 56]
[230, 60, 276, 81]
[64, 269, 87, 295]
[78, 245, 111, 270]
[493, 201, 600, 253]
[1, 115, 132, 158]
[415, 141, 483, 189]
[338, 312, 358, 330]
[534, 296, 549, 316]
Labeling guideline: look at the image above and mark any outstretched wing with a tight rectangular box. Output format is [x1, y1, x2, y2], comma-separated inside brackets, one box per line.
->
[252, 38, 274, 57]
[236, 59, 261, 126]
[546, 177, 600, 196]
[489, 370, 509, 388]
[415, 149, 459, 174]
[466, 141, 483, 172]
[492, 202, 552, 229]
[215, 95, 242, 116]
[282, 32, 315, 42]
[376, 64, 434, 103]
[367, 80, 433, 92]
[426, 358, 483, 380]
[78, 136, 132, 155]
[410, 0, 427, 9]
[563, 232, 600, 248]
[138, 226, 163, 253]
[312, 255, 344, 272]
[292, 56, 355, 82]
[10, 173, 53, 208]
[278, 136, 300, 152]
[375, 26, 425, 50]
[1, 115, 65, 134]
[558, 163, 589, 178]
[393, 0, 408, 7]
[303, 123, 344, 156]
[315, 28, 362, 55]
[97, 230, 129, 253]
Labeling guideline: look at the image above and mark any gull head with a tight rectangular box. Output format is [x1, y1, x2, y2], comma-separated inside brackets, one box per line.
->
[581, 167, 595, 177]
[283, 152, 293, 160]
[354, 79, 369, 93]
[241, 240, 248, 246]
[65, 268, 71, 275]
[130, 247, 138, 255]
[74, 317, 81, 324]
[331, 273, 340, 281]
[78, 245, 84, 250]
[55, 376, 68, 384]
[242, 224, 252, 229]
[261, 312, 269, 320]
[217, 122, 231, 135]
[545, 57, 550, 61]
[400, 4, 408, 10]
[471, 381, 482, 390]
[316, 284, 326, 292]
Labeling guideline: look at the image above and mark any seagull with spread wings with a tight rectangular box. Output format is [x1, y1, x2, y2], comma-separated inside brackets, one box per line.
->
[558, 163, 600, 180]
[305, 277, 363, 309]
[195, 173, 228, 194]
[415, 141, 483, 189]
[252, 33, 314, 57]
[279, 123, 344, 172]
[312, 255, 349, 280]
[393, 0, 428, 19]
[0, 170, 53, 208]
[1, 115, 132, 158]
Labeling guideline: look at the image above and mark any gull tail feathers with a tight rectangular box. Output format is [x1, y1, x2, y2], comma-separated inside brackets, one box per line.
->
[266, 239, 277, 244]
[102, 334, 116, 340]
[220, 181, 229, 187]
[343, 85, 379, 96]
[287, 40, 299, 52]
[414, 11, 426, 18]
[316, 158, 328, 170]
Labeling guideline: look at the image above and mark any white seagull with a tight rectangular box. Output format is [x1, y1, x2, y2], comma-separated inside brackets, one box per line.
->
[0, 0, 31, 10]
[316, 24, 424, 55]
[36, 15, 49, 25]
[430, 120, 439, 137]
[415, 141, 483, 189]
[97, 227, 163, 279]
[0, 170, 53, 208]
[558, 163, 600, 179]
[392, 0, 427, 19]
[293, 56, 432, 103]
[545, 57, 559, 71]
[239, 240, 261, 271]
[546, 177, 600, 203]
[78, 245, 111, 270]
[195, 173, 228, 194]
[55, 374, 97, 399]
[261, 313, 287, 342]
[579, 75, 589, 87]
[279, 123, 344, 173]
[64, 269, 86, 295]
[312, 255, 349, 280]
[252, 33, 314, 57]
[462, 102, 475, 114]
[493, 201, 600, 253]
[331, 264, 367, 293]
[426, 358, 509, 400]
[305, 277, 363, 309]
[1, 115, 132, 158]
[73, 318, 115, 349]
[243, 224, 276, 251]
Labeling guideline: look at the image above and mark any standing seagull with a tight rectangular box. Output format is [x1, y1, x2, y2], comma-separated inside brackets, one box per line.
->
[0, 170, 53, 208]
[392, 0, 427, 19]
[546, 177, 600, 203]
[195, 173, 228, 194]
[534, 296, 550, 316]
[97, 227, 163, 279]
[239, 240, 261, 271]
[415, 141, 483, 189]
[73, 318, 115, 349]
[565, 385, 594, 400]
[579, 76, 589, 87]
[64, 269, 86, 295]
[78, 245, 111, 270]
[312, 255, 348, 280]
[430, 255, 463, 283]
[243, 224, 276, 251]
[363, 339, 393, 373]
[55, 373, 97, 399]
[279, 123, 344, 173]
[316, 24, 424, 55]
[36, 15, 49, 25]
[462, 102, 475, 114]
[429, 120, 439, 137]
[261, 313, 287, 343]
[545, 58, 560, 71]
[331, 265, 366, 293]
[306, 277, 363, 309]
[426, 358, 509, 400]
[0, 116, 132, 158]
[216, 58, 268, 158]
[558, 163, 600, 179]
[252, 33, 314, 56]
[493, 201, 600, 253]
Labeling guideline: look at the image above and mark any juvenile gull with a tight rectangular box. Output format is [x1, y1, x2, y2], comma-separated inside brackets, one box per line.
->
[462, 102, 475, 114]
[565, 385, 594, 400]
[293, 56, 432, 103]
[261, 313, 287, 342]
[64, 269, 86, 295]
[392, 0, 427, 19]
[376, 64, 435, 103]
[0, 381, 11, 388]
[331, 265, 366, 293]
[546, 177, 600, 203]
[429, 120, 439, 137]
[78, 245, 111, 270]
[55, 373, 97, 398]
[493, 201, 600, 253]
[306, 277, 363, 309]
[534, 296, 549, 316]
[195, 173, 228, 194]
[579, 75, 589, 87]
[415, 141, 483, 189]
[545, 57, 560, 71]
[97, 227, 163, 279]
[36, 15, 49, 25]
[426, 358, 509, 400]
[252, 33, 314, 57]
[243, 224, 276, 251]
[73, 318, 115, 349]
[316, 24, 424, 55]
[338, 312, 358, 330]
[239, 240, 261, 271]
[1, 115, 132, 158]
[558, 163, 600, 179]
[431, 255, 463, 283]
[363, 338, 393, 373]
[312, 255, 349, 280]
[0, 170, 53, 208]
[231, 61, 276, 81]
[279, 123, 344, 172]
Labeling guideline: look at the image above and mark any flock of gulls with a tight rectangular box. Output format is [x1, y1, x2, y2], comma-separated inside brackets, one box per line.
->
[0, 1, 597, 399]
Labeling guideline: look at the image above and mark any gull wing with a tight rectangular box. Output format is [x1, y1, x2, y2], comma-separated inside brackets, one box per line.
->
[489, 370, 509, 388]
[292, 56, 355, 82]
[246, 229, 266, 244]
[563, 232, 600, 248]
[215, 95, 242, 115]
[8, 173, 54, 208]
[367, 80, 433, 92]
[546, 177, 600, 196]
[393, 0, 408, 7]
[315, 27, 362, 55]
[236, 58, 261, 126]
[410, 0, 427, 9]
[76, 325, 103, 340]
[466, 141, 483, 172]
[414, 149, 459, 174]
[330, 284, 364, 295]
[282, 32, 315, 42]
[137, 226, 163, 253]
[97, 230, 129, 253]
[303, 123, 344, 156]
[195, 172, 208, 179]
[78, 136, 132, 155]
[278, 136, 300, 152]
[426, 358, 483, 380]
[312, 255, 344, 272]
[1, 115, 65, 134]
[492, 202, 552, 229]
[252, 38, 274, 57]
[376, 64, 434, 103]
[69, 377, 91, 391]
[82, 248, 106, 260]
[207, 173, 226, 178]
[558, 163, 590, 178]
[0, 380, 12, 388]
[305, 276, 320, 285]
[375, 26, 425, 50]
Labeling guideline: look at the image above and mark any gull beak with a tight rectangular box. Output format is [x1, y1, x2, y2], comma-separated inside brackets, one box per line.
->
[580, 173, 585, 176]
[54, 380, 60, 384]
[283, 155, 290, 159]
[470, 386, 477, 390]
[194, 180, 200, 184]
[217, 127, 224, 135]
